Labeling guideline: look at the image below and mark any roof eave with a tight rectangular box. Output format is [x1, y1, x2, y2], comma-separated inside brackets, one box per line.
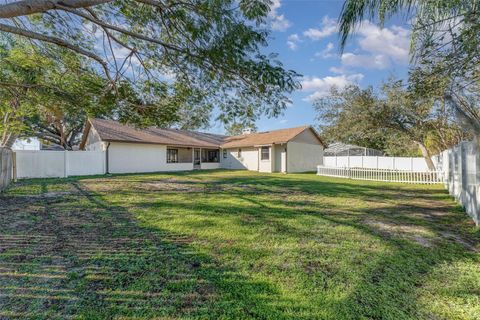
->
[100, 139, 220, 149]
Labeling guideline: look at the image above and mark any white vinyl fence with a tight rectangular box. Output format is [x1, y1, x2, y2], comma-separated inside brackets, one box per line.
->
[435, 141, 480, 225]
[0, 147, 13, 191]
[317, 166, 443, 184]
[15, 150, 106, 179]
[324, 156, 429, 171]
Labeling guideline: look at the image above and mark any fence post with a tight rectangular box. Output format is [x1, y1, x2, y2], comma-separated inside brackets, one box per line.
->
[64, 151, 68, 178]
[0, 147, 13, 192]
[475, 141, 480, 225]
[12, 152, 17, 181]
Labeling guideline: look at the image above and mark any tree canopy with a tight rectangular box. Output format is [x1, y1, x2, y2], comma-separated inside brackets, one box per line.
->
[314, 78, 470, 169]
[339, 0, 480, 137]
[0, 36, 231, 148]
[0, 0, 301, 134]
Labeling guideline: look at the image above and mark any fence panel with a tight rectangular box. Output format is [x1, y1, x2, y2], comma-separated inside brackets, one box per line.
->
[0, 147, 13, 191]
[66, 151, 106, 177]
[16, 151, 66, 178]
[323, 156, 429, 171]
[436, 141, 479, 225]
[15, 150, 106, 179]
[317, 166, 443, 184]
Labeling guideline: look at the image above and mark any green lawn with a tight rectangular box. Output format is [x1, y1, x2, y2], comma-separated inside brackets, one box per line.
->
[0, 170, 479, 319]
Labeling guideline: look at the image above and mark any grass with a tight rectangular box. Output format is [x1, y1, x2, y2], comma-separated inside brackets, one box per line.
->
[0, 169, 479, 319]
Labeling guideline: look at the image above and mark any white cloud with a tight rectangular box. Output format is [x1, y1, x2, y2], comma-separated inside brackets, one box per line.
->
[287, 33, 301, 50]
[341, 53, 390, 69]
[340, 21, 410, 69]
[279, 119, 288, 124]
[269, 0, 291, 31]
[303, 16, 337, 40]
[315, 42, 335, 58]
[301, 73, 364, 101]
[328, 66, 346, 74]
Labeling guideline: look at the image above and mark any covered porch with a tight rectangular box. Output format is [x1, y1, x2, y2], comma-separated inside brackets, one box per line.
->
[166, 146, 220, 170]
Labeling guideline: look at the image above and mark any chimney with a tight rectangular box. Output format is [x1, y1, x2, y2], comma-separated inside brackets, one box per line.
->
[242, 128, 253, 135]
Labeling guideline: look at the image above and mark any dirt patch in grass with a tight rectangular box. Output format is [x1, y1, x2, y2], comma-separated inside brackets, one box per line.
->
[1, 172, 479, 319]
[0, 182, 223, 318]
[137, 179, 206, 192]
[364, 219, 435, 247]
[440, 232, 479, 252]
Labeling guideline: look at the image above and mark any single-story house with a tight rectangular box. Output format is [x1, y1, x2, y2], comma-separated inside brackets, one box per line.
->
[81, 118, 325, 174]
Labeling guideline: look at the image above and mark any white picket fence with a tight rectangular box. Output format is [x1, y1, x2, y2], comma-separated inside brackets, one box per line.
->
[317, 166, 443, 184]
[324, 155, 429, 171]
[15, 150, 106, 178]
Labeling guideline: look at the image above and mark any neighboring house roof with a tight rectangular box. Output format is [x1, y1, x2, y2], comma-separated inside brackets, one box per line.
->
[83, 118, 325, 149]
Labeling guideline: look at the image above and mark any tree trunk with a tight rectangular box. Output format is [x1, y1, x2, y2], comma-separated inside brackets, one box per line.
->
[0, 131, 17, 148]
[445, 94, 480, 136]
[416, 141, 436, 171]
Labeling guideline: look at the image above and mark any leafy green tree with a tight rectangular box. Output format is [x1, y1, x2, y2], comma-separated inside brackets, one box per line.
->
[219, 103, 258, 136]
[339, 0, 480, 136]
[0, 36, 232, 149]
[379, 79, 439, 170]
[0, 0, 301, 128]
[315, 79, 469, 169]
[0, 37, 118, 148]
[314, 85, 390, 152]
[0, 38, 42, 147]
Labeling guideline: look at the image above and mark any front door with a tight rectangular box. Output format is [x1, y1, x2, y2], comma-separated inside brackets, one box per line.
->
[194, 148, 201, 169]
[281, 148, 287, 173]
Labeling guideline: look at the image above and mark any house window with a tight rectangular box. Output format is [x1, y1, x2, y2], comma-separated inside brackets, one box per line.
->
[223, 149, 227, 159]
[167, 148, 178, 163]
[208, 150, 219, 162]
[261, 146, 270, 160]
[202, 149, 220, 162]
[238, 148, 242, 158]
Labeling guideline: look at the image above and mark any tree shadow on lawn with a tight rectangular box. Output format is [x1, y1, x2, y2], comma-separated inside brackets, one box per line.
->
[11, 170, 454, 207]
[3, 173, 479, 319]
[0, 181, 313, 319]
[127, 181, 479, 318]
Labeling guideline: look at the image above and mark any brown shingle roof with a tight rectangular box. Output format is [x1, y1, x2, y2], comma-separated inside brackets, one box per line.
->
[89, 118, 225, 148]
[87, 119, 325, 149]
[222, 126, 316, 148]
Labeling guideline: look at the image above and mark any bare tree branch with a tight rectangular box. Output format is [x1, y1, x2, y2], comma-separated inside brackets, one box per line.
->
[0, 23, 112, 81]
[57, 5, 186, 53]
[0, 0, 113, 18]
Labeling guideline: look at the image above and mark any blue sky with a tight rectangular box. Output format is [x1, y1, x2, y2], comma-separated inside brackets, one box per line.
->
[211, 0, 411, 134]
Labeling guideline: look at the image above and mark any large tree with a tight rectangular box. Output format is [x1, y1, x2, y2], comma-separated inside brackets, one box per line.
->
[0, 36, 224, 149]
[315, 79, 470, 169]
[339, 0, 480, 137]
[0, 0, 300, 129]
[314, 85, 392, 153]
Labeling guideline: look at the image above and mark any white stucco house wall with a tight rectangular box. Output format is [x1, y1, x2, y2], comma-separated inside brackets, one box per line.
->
[82, 118, 325, 174]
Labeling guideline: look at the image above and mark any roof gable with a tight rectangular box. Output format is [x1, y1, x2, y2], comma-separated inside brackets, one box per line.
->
[221, 126, 325, 148]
